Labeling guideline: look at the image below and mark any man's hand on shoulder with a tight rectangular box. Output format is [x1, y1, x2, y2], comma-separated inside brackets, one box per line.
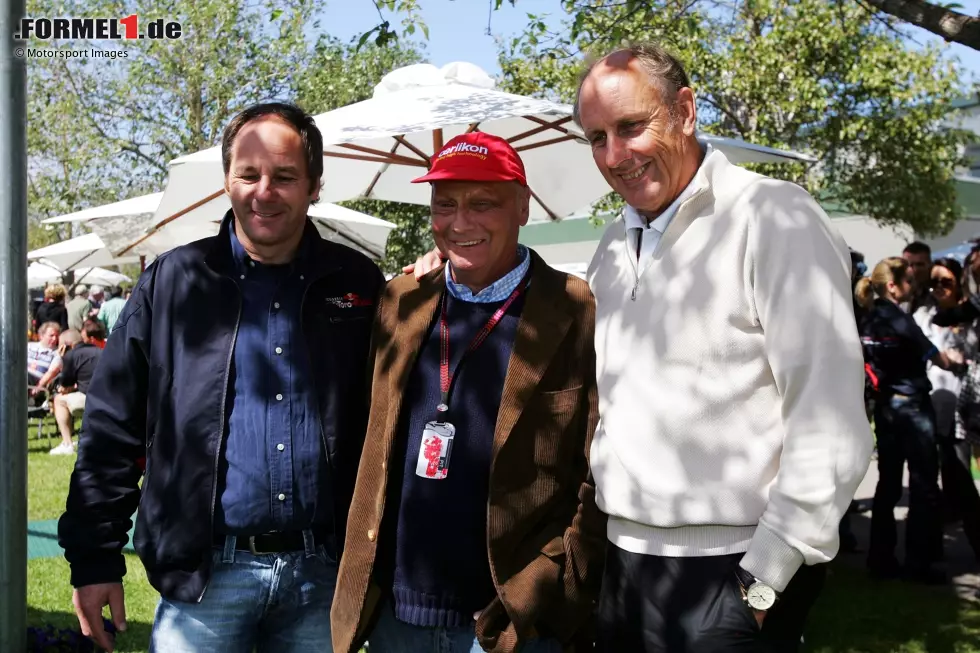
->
[402, 247, 445, 279]
[73, 582, 126, 652]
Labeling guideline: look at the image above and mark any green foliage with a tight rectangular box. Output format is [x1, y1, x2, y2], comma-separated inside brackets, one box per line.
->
[346, 200, 433, 275]
[497, 0, 968, 235]
[27, 0, 435, 268]
[26, 0, 313, 255]
[294, 38, 432, 271]
[294, 38, 424, 114]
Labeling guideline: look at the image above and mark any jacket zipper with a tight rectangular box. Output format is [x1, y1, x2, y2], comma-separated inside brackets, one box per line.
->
[199, 280, 243, 602]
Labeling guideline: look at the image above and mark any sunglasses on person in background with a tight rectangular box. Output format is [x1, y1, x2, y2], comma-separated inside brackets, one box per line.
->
[930, 277, 956, 291]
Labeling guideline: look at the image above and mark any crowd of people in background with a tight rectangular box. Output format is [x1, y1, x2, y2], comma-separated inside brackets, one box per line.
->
[27, 281, 122, 455]
[856, 241, 980, 593]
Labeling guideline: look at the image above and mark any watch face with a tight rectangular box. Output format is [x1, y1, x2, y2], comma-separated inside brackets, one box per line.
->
[746, 583, 777, 611]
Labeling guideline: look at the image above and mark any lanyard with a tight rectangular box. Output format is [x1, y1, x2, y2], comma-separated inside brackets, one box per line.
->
[436, 274, 530, 414]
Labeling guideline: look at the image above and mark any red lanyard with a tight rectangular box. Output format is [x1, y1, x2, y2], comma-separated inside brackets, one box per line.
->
[436, 275, 530, 414]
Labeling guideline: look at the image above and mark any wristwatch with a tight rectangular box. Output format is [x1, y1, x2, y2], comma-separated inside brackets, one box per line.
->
[735, 567, 778, 611]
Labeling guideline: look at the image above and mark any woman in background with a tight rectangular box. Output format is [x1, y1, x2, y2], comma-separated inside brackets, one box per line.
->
[857, 257, 963, 584]
[33, 283, 69, 333]
[913, 259, 980, 566]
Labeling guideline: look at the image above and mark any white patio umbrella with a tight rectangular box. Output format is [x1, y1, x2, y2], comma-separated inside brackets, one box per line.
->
[26, 261, 62, 288]
[41, 192, 163, 225]
[92, 197, 397, 262]
[27, 232, 142, 270]
[43, 191, 395, 262]
[127, 62, 816, 258]
[26, 261, 131, 289]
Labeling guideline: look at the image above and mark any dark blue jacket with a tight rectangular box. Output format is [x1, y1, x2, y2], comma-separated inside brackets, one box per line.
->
[58, 214, 384, 603]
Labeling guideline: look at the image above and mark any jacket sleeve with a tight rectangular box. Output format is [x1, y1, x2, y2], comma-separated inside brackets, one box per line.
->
[738, 180, 874, 593]
[58, 265, 155, 587]
[487, 285, 606, 649]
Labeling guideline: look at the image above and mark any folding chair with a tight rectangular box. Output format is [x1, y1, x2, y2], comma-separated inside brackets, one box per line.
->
[27, 387, 53, 449]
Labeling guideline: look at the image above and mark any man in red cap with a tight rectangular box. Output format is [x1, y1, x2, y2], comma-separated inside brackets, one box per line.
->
[331, 132, 606, 653]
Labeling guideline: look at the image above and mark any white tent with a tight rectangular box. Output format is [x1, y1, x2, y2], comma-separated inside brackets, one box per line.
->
[137, 62, 815, 258]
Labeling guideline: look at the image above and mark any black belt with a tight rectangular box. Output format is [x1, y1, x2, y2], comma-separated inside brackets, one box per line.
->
[212, 529, 327, 555]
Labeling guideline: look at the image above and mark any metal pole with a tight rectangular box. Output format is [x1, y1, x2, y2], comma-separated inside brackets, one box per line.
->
[0, 0, 28, 649]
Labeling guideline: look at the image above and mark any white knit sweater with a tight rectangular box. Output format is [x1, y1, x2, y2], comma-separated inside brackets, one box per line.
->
[587, 149, 873, 592]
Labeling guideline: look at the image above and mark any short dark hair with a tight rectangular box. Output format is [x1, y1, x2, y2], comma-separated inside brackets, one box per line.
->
[221, 102, 323, 195]
[82, 319, 106, 341]
[573, 43, 690, 125]
[903, 241, 931, 258]
[108, 286, 124, 299]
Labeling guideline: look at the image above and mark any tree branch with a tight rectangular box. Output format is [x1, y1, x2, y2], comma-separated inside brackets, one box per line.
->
[858, 0, 980, 50]
[699, 95, 749, 138]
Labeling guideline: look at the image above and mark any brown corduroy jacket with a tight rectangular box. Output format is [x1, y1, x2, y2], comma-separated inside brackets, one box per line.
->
[331, 251, 606, 653]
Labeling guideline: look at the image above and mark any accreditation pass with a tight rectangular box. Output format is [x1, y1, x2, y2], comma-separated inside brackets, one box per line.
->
[415, 421, 456, 480]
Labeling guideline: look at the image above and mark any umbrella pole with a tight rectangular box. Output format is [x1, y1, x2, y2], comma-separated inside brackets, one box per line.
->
[433, 128, 444, 153]
[140, 255, 146, 273]
[0, 0, 28, 649]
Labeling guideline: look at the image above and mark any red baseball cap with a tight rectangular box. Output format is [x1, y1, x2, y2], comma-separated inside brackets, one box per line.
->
[412, 132, 527, 185]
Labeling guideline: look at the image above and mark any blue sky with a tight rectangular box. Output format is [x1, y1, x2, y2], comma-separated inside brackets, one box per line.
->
[320, 0, 980, 85]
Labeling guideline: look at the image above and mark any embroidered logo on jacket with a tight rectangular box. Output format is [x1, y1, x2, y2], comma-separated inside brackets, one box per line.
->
[325, 293, 373, 309]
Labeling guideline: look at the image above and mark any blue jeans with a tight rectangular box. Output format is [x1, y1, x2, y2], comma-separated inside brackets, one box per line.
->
[367, 601, 563, 653]
[150, 533, 337, 652]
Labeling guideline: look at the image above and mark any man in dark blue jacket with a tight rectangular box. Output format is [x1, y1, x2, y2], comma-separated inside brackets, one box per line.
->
[58, 102, 385, 653]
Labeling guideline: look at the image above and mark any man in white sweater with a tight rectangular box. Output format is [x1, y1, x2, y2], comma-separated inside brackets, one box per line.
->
[576, 44, 873, 651]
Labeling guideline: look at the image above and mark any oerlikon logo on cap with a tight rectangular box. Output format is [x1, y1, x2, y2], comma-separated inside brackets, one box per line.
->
[436, 142, 490, 161]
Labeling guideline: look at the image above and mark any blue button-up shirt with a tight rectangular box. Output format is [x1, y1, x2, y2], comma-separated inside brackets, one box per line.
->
[215, 224, 329, 534]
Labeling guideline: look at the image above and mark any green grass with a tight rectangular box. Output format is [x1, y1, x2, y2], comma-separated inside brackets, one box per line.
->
[29, 555, 157, 653]
[807, 565, 980, 652]
[23, 427, 980, 652]
[27, 447, 77, 522]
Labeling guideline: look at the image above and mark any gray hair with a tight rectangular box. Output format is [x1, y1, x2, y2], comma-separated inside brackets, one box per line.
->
[572, 43, 691, 125]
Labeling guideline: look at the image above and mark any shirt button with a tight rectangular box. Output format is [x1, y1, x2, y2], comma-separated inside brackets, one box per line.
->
[273, 302, 280, 309]
[275, 346, 283, 355]
[275, 393, 283, 401]
[367, 529, 376, 542]
[277, 493, 286, 501]
[277, 443, 285, 452]
[299, 275, 305, 281]
[239, 274, 245, 280]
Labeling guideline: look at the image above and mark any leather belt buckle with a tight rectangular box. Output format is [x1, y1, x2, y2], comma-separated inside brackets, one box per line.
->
[247, 535, 272, 555]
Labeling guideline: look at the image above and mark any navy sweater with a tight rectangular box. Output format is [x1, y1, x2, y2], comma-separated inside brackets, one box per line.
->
[385, 291, 525, 628]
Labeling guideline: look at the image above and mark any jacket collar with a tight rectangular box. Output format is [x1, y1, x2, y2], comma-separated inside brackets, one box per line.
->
[205, 209, 340, 279]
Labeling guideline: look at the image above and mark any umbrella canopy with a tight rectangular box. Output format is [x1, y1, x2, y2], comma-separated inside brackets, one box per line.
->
[39, 191, 394, 262]
[26, 261, 131, 289]
[27, 232, 141, 270]
[92, 198, 396, 262]
[41, 192, 163, 225]
[130, 62, 815, 258]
